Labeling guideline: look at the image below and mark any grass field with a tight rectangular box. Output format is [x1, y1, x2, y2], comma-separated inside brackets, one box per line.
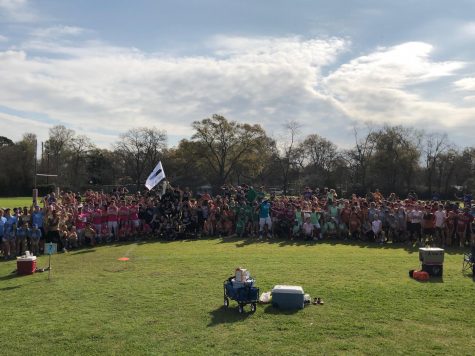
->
[0, 197, 33, 209]
[1, 237, 474, 355]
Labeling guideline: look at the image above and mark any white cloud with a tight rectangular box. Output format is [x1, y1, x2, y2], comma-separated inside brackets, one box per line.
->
[460, 21, 475, 37]
[31, 26, 86, 39]
[454, 77, 475, 91]
[0, 0, 36, 22]
[0, 35, 350, 147]
[0, 34, 7, 42]
[0, 34, 474, 150]
[323, 42, 472, 128]
[0, 111, 50, 142]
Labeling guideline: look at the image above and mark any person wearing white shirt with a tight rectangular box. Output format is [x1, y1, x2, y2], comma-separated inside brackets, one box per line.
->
[372, 215, 383, 244]
[434, 205, 446, 246]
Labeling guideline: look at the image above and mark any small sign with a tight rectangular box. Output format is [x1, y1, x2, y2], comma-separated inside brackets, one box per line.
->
[46, 243, 57, 255]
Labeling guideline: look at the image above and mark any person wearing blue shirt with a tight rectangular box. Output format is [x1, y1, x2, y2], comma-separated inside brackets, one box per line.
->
[257, 198, 272, 239]
[0, 209, 7, 250]
[29, 224, 42, 256]
[2, 209, 17, 259]
[30, 204, 46, 253]
[16, 222, 29, 256]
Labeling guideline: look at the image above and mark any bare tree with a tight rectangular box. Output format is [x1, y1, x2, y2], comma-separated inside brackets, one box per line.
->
[275, 120, 303, 195]
[347, 125, 376, 191]
[115, 127, 167, 189]
[423, 132, 449, 196]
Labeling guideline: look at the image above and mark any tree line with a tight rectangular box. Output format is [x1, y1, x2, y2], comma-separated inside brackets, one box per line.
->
[0, 114, 473, 198]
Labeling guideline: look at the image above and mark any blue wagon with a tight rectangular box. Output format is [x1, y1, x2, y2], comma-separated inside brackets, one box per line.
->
[223, 276, 259, 313]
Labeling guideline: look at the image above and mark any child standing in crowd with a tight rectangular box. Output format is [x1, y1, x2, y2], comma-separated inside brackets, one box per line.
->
[107, 200, 119, 241]
[3, 209, 17, 259]
[0, 209, 6, 257]
[0, 186, 466, 255]
[29, 224, 42, 256]
[372, 214, 384, 244]
[257, 198, 272, 239]
[16, 221, 29, 256]
[302, 217, 314, 241]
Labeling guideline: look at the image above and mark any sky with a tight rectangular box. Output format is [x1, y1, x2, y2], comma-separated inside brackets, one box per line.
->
[1, 0, 475, 149]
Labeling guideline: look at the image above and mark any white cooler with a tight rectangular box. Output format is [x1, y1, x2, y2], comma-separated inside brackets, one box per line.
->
[271, 285, 304, 310]
[419, 247, 444, 277]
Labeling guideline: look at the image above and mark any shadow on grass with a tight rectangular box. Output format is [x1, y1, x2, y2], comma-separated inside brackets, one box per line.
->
[0, 285, 21, 291]
[209, 234, 470, 255]
[207, 305, 253, 326]
[263, 304, 301, 315]
[70, 249, 96, 255]
[0, 272, 18, 281]
[216, 235, 318, 248]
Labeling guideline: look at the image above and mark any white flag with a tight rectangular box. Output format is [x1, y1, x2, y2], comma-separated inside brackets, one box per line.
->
[145, 161, 166, 190]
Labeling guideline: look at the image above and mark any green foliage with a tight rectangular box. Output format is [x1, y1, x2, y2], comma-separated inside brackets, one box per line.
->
[191, 114, 269, 186]
[0, 239, 473, 354]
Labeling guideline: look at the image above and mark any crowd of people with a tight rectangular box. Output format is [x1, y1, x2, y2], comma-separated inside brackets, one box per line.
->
[0, 183, 474, 259]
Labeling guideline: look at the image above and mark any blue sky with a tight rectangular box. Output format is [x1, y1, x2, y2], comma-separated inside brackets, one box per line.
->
[1, 0, 475, 149]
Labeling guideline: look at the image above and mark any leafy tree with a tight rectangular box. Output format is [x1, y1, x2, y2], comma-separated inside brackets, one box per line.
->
[191, 114, 267, 186]
[300, 133, 339, 187]
[0, 136, 14, 148]
[346, 125, 376, 192]
[86, 148, 120, 186]
[368, 125, 421, 194]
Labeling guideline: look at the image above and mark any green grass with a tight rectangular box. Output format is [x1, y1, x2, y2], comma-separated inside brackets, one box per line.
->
[0, 196, 34, 209]
[1, 238, 474, 355]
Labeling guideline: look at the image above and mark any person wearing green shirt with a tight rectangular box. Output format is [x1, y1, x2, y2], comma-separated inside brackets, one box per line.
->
[310, 207, 322, 239]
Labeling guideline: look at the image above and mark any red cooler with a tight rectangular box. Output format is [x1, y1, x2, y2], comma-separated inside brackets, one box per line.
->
[17, 256, 37, 275]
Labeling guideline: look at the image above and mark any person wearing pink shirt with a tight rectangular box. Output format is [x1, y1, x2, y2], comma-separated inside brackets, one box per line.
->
[129, 202, 140, 232]
[118, 201, 130, 229]
[75, 206, 89, 244]
[91, 204, 104, 243]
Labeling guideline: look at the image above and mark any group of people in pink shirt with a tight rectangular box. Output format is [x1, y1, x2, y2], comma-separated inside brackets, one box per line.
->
[2, 184, 473, 259]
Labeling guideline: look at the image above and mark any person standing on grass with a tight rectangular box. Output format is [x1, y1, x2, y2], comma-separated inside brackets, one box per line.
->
[257, 198, 272, 239]
[15, 221, 29, 256]
[19, 207, 30, 230]
[446, 206, 457, 246]
[348, 206, 361, 240]
[408, 204, 421, 245]
[118, 200, 129, 230]
[456, 208, 473, 247]
[0, 209, 7, 257]
[75, 205, 88, 247]
[46, 209, 60, 248]
[30, 204, 46, 254]
[107, 200, 119, 242]
[422, 206, 435, 246]
[91, 204, 103, 242]
[372, 214, 384, 244]
[3, 208, 17, 259]
[310, 206, 322, 240]
[434, 204, 447, 246]
[129, 201, 140, 235]
[29, 224, 41, 256]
